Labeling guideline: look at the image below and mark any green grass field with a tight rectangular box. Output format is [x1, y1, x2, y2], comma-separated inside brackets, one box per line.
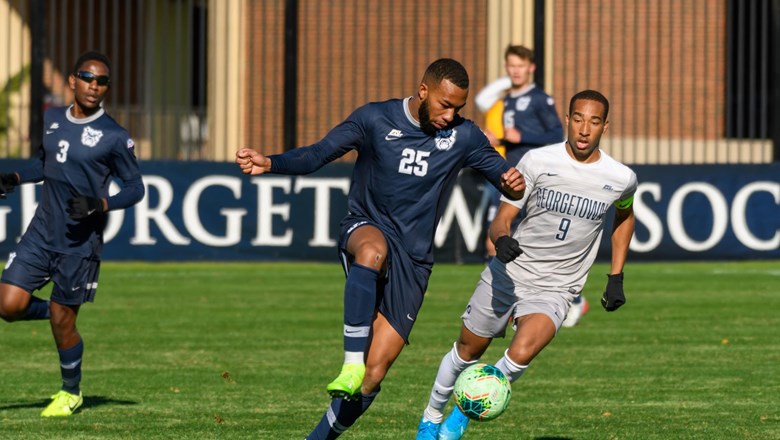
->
[0, 261, 778, 439]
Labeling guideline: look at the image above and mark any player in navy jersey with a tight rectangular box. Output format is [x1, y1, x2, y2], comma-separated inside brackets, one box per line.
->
[416, 90, 636, 440]
[498, 45, 563, 166]
[236, 58, 526, 439]
[0, 51, 144, 417]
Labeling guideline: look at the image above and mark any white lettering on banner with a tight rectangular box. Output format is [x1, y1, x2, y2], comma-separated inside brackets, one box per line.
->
[251, 177, 293, 246]
[294, 177, 350, 247]
[667, 182, 729, 252]
[183, 176, 247, 247]
[631, 183, 664, 253]
[131, 176, 191, 245]
[731, 181, 780, 250]
[0, 170, 777, 258]
[20, 184, 38, 240]
[0, 206, 11, 242]
[103, 181, 124, 242]
[435, 185, 484, 252]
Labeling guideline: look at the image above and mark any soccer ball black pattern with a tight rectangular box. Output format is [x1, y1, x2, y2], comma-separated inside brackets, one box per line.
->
[453, 363, 512, 421]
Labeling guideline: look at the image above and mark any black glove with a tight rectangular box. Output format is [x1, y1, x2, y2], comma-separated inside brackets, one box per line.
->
[0, 173, 18, 199]
[601, 273, 626, 311]
[67, 195, 103, 219]
[494, 236, 522, 263]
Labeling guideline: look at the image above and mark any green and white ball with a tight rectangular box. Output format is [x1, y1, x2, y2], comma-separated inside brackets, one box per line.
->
[453, 363, 512, 421]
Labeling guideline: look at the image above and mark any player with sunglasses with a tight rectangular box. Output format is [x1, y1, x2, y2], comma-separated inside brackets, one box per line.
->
[0, 51, 144, 417]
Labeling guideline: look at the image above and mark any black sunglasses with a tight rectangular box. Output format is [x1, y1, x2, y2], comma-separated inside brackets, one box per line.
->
[76, 70, 111, 86]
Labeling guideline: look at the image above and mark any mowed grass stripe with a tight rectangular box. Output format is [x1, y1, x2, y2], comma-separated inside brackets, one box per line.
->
[0, 261, 777, 439]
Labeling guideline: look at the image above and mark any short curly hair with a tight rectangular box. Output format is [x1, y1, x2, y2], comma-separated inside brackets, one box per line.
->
[422, 58, 469, 89]
[72, 51, 112, 75]
[569, 90, 610, 120]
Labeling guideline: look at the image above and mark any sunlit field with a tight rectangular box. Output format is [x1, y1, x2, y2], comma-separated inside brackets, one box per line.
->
[1, 261, 778, 439]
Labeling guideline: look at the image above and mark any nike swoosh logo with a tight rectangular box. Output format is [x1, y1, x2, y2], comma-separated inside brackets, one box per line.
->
[385, 135, 403, 141]
[544, 172, 558, 176]
[46, 130, 55, 134]
[406, 314, 415, 321]
[345, 330, 361, 334]
[71, 286, 80, 291]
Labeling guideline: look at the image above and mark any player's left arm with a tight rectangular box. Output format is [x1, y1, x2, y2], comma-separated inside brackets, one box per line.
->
[609, 171, 638, 275]
[601, 203, 634, 312]
[602, 171, 638, 311]
[609, 204, 635, 275]
[105, 136, 145, 211]
[466, 130, 525, 200]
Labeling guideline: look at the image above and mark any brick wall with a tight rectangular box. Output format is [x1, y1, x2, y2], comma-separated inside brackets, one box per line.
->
[244, 0, 489, 156]
[552, 0, 737, 162]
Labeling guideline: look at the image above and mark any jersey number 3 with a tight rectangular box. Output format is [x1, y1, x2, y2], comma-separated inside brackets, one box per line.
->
[398, 148, 430, 177]
[56, 140, 70, 163]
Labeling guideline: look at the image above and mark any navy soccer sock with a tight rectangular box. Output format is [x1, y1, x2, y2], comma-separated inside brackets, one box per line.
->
[58, 339, 83, 395]
[342, 263, 379, 361]
[306, 388, 380, 439]
[22, 296, 50, 320]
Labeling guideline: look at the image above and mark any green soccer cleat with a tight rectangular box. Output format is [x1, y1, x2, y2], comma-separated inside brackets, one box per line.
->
[41, 390, 83, 417]
[326, 363, 365, 399]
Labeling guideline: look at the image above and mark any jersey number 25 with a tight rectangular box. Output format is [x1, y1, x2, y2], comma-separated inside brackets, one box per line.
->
[398, 148, 430, 177]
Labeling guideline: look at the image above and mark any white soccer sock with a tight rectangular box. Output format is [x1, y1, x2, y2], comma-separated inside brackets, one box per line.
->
[495, 349, 528, 383]
[344, 351, 363, 364]
[423, 342, 478, 423]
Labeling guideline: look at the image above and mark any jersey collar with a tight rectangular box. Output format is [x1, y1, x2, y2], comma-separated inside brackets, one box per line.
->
[402, 96, 420, 127]
[508, 83, 537, 98]
[65, 105, 105, 124]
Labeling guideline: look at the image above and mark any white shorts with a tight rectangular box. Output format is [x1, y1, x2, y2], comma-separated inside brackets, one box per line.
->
[460, 278, 573, 338]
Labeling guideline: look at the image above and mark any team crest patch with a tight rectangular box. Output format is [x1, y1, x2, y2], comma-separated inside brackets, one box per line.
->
[81, 126, 104, 147]
[516, 96, 531, 111]
[434, 128, 457, 151]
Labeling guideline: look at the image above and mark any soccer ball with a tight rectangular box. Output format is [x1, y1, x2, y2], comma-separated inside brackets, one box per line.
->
[453, 363, 512, 421]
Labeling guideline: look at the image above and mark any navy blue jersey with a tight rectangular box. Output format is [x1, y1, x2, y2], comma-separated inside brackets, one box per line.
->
[502, 84, 563, 150]
[269, 97, 512, 265]
[17, 106, 143, 257]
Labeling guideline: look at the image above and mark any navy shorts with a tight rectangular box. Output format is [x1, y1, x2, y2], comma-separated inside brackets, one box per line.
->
[339, 217, 432, 344]
[1, 237, 101, 306]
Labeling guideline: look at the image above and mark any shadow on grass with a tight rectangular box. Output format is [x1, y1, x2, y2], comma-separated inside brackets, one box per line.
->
[0, 395, 137, 411]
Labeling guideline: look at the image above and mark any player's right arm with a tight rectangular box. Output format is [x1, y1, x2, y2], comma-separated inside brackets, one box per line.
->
[236, 148, 271, 175]
[2, 142, 45, 198]
[489, 201, 523, 263]
[236, 107, 368, 176]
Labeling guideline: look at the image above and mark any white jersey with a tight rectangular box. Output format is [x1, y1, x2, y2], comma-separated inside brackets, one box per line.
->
[484, 142, 637, 295]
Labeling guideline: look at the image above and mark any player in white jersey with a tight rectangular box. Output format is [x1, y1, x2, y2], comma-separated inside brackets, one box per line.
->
[416, 90, 637, 440]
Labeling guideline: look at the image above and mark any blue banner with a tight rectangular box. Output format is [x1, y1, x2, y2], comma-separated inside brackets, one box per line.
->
[0, 160, 777, 261]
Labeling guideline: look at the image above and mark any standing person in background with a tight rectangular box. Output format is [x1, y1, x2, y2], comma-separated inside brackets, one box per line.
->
[236, 58, 526, 439]
[476, 47, 590, 328]
[498, 44, 563, 166]
[477, 45, 586, 327]
[0, 51, 145, 417]
[416, 90, 637, 439]
[475, 95, 508, 261]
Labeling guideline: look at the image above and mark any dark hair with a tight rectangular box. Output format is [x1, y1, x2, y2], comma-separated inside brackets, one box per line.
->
[569, 89, 610, 120]
[72, 51, 112, 74]
[422, 58, 469, 89]
[504, 45, 535, 63]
